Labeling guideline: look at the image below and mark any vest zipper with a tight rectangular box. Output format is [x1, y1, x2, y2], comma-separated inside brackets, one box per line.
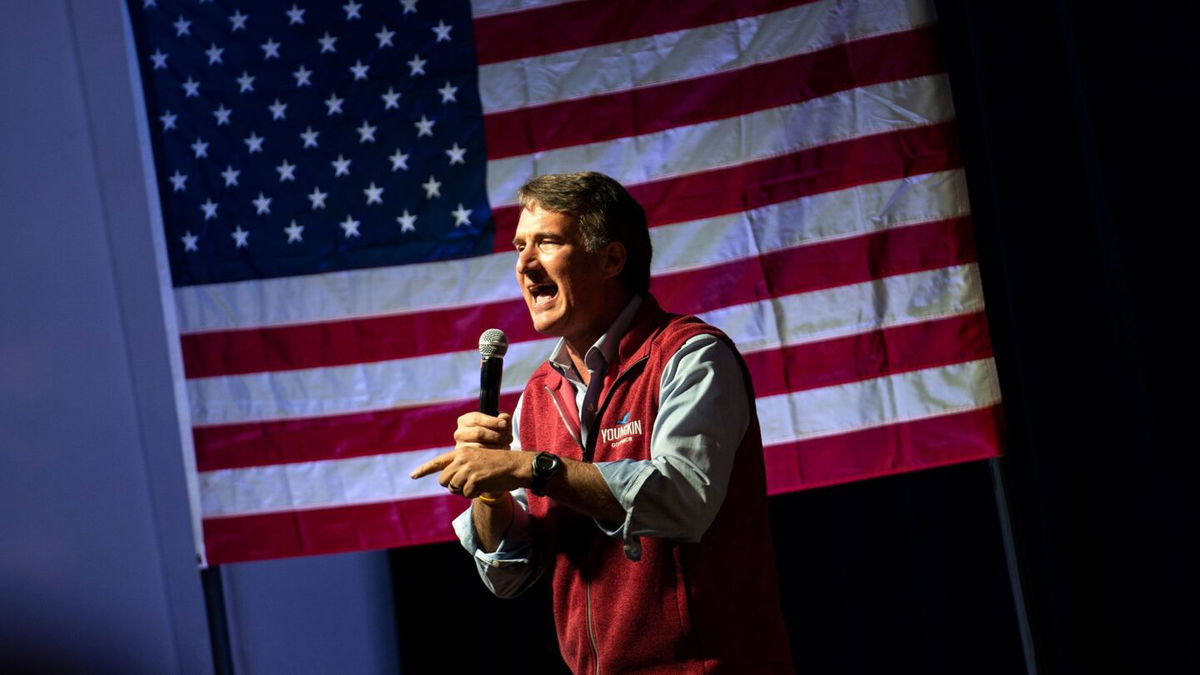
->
[543, 385, 582, 449]
[586, 580, 600, 674]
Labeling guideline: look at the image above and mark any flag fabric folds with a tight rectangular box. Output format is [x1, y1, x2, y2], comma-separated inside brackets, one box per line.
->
[128, 0, 1003, 565]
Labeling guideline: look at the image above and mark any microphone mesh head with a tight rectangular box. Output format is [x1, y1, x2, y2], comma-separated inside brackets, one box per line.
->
[478, 328, 508, 358]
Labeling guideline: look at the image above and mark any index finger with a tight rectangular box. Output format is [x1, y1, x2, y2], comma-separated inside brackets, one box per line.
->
[409, 451, 454, 479]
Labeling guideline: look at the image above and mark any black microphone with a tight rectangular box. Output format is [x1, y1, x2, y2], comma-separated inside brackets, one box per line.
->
[478, 329, 508, 416]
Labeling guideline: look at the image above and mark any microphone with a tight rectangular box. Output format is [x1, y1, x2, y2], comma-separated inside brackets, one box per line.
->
[478, 329, 508, 416]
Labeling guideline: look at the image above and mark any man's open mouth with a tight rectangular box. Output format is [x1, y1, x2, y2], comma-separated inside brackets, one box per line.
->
[529, 282, 558, 309]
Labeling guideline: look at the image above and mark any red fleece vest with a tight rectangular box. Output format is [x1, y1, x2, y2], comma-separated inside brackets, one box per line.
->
[521, 297, 793, 674]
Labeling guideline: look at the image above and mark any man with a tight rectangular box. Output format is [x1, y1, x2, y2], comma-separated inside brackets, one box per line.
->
[412, 172, 792, 673]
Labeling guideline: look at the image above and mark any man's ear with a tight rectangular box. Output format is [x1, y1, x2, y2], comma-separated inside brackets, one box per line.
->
[600, 241, 627, 281]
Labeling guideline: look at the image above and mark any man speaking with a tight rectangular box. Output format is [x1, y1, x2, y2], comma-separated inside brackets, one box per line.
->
[412, 172, 793, 673]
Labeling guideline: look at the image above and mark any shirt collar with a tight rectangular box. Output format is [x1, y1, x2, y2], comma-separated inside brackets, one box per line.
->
[548, 295, 643, 378]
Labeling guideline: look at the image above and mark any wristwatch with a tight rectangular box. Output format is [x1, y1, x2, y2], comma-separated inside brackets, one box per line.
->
[530, 451, 561, 496]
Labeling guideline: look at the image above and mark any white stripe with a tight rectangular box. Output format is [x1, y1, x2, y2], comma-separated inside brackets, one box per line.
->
[478, 0, 934, 113]
[187, 264, 983, 426]
[197, 358, 999, 517]
[485, 75, 956, 208]
[188, 337, 555, 427]
[471, 0, 580, 19]
[755, 358, 1002, 444]
[701, 263, 985, 355]
[175, 169, 967, 333]
[199, 448, 449, 518]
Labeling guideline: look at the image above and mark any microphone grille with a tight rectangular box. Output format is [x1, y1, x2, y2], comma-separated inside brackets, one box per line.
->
[478, 328, 508, 358]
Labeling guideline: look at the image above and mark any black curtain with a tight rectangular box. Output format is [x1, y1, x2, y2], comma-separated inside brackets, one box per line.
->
[390, 3, 1190, 672]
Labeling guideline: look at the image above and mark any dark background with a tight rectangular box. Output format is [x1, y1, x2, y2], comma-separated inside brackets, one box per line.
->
[391, 3, 1193, 673]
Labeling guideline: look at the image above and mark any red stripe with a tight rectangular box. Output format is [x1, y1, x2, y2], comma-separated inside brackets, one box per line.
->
[485, 27, 943, 159]
[201, 405, 1004, 563]
[183, 120, 962, 379]
[744, 312, 994, 397]
[194, 392, 521, 472]
[763, 405, 1004, 493]
[202, 494, 464, 564]
[652, 216, 976, 315]
[472, 0, 818, 65]
[193, 310, 988, 473]
[182, 297, 529, 379]
[491, 121, 962, 252]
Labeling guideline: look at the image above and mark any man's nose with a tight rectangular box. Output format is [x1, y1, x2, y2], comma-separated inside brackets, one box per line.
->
[516, 247, 538, 275]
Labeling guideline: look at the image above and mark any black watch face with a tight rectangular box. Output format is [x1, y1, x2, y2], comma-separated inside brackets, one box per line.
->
[535, 453, 558, 473]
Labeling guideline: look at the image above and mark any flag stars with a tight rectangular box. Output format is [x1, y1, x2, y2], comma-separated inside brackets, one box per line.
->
[414, 115, 435, 137]
[343, 1, 362, 20]
[401, 0, 418, 13]
[190, 138, 209, 158]
[432, 20, 452, 42]
[357, 120, 377, 143]
[332, 154, 351, 176]
[181, 230, 199, 252]
[159, 110, 177, 130]
[269, 98, 288, 120]
[282, 223, 307, 248]
[229, 10, 248, 31]
[364, 182, 384, 205]
[389, 149, 409, 171]
[221, 165, 240, 186]
[350, 60, 369, 80]
[244, 132, 264, 153]
[169, 170, 188, 192]
[407, 54, 426, 76]
[422, 175, 441, 198]
[324, 93, 344, 115]
[213, 104, 232, 125]
[438, 81, 458, 103]
[200, 198, 218, 220]
[205, 43, 224, 64]
[339, 214, 361, 238]
[376, 26, 395, 47]
[252, 192, 272, 215]
[452, 203, 472, 227]
[293, 65, 312, 87]
[276, 159, 296, 182]
[300, 126, 319, 148]
[397, 209, 417, 232]
[285, 220, 304, 243]
[261, 37, 281, 60]
[231, 224, 250, 248]
[237, 71, 255, 93]
[318, 32, 337, 53]
[182, 77, 200, 97]
[286, 4, 305, 25]
[308, 186, 328, 209]
[150, 50, 168, 70]
[445, 142, 466, 165]
[173, 16, 191, 37]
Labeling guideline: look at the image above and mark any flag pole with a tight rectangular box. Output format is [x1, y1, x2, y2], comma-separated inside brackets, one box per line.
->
[201, 565, 236, 675]
[988, 458, 1037, 674]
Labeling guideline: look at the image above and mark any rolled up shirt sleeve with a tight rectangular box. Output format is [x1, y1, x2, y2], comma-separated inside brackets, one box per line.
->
[594, 334, 750, 560]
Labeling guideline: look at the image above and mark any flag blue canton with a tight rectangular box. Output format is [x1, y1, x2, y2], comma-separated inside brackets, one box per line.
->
[128, 0, 492, 287]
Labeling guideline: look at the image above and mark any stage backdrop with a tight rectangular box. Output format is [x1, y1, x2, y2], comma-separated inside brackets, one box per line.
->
[126, 0, 1003, 565]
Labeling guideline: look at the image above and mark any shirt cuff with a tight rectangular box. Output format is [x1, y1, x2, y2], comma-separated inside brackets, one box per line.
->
[452, 493, 534, 568]
[594, 459, 658, 561]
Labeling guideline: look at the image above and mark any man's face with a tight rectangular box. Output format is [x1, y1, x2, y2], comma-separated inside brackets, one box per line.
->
[513, 203, 612, 346]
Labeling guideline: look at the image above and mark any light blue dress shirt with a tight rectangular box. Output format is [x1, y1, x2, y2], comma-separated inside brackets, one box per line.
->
[452, 297, 750, 598]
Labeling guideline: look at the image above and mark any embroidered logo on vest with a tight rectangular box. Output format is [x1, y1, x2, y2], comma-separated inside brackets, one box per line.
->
[599, 412, 643, 448]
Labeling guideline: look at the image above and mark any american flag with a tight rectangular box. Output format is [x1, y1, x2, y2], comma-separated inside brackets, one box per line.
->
[128, 0, 1003, 565]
